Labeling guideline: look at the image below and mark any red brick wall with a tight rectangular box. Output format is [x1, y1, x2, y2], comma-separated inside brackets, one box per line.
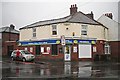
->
[2, 33, 19, 41]
[2, 32, 19, 56]
[2, 42, 17, 56]
[109, 41, 120, 61]
[94, 40, 105, 55]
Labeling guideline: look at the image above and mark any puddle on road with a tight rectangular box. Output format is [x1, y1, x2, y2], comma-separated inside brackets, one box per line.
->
[2, 62, 120, 78]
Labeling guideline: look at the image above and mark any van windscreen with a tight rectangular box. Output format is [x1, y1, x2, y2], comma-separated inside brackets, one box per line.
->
[22, 51, 31, 54]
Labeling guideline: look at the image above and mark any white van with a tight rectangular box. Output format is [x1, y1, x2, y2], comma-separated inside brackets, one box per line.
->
[11, 50, 35, 62]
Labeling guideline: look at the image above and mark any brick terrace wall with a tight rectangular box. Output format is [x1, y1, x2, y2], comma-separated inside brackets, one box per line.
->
[109, 41, 120, 62]
[2, 33, 19, 41]
[2, 32, 19, 56]
[94, 40, 105, 54]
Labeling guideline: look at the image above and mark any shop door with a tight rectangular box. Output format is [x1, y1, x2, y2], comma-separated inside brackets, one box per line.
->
[64, 45, 71, 61]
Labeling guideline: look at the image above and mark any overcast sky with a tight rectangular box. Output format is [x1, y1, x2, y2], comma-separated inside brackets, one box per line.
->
[0, 0, 119, 30]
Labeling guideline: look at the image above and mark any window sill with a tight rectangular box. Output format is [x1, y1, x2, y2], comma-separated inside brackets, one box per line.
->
[51, 55, 58, 56]
[51, 35, 58, 37]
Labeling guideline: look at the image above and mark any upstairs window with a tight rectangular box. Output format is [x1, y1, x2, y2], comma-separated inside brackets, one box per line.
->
[52, 24, 57, 35]
[32, 27, 36, 37]
[81, 25, 88, 36]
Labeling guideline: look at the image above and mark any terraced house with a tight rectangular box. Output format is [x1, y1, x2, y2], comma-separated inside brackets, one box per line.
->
[19, 4, 108, 61]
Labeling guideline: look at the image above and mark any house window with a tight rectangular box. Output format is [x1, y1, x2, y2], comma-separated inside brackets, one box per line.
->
[81, 25, 88, 36]
[32, 27, 36, 37]
[52, 44, 58, 55]
[52, 24, 57, 35]
[105, 44, 110, 54]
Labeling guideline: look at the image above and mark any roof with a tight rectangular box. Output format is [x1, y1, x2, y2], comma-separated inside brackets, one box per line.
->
[20, 11, 102, 30]
[98, 14, 120, 25]
[0, 27, 19, 34]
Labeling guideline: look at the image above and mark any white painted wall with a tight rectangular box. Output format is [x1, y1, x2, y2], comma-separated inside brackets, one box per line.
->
[20, 23, 108, 41]
[98, 15, 119, 41]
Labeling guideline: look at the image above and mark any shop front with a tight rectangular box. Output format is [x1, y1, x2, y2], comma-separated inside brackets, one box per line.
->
[19, 39, 96, 61]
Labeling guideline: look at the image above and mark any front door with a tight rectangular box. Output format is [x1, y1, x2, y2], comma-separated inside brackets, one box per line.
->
[7, 45, 14, 57]
[64, 45, 71, 61]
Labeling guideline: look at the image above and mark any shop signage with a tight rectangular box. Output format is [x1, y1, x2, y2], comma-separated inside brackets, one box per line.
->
[65, 39, 96, 44]
[19, 39, 61, 46]
[19, 39, 96, 46]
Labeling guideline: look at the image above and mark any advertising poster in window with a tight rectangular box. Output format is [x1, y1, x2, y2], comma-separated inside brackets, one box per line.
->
[73, 46, 77, 53]
[25, 47, 27, 51]
[30, 47, 33, 53]
[41, 47, 44, 53]
[93, 46, 97, 52]
[47, 47, 50, 53]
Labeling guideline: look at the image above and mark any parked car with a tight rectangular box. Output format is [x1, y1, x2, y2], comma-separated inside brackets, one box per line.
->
[11, 50, 35, 62]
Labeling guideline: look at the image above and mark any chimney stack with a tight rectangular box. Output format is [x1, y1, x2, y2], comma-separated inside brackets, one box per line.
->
[10, 24, 15, 30]
[104, 13, 113, 19]
[86, 11, 94, 19]
[70, 4, 78, 15]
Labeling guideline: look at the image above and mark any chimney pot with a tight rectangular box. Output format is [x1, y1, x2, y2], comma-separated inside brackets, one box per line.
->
[75, 4, 77, 7]
[86, 11, 94, 19]
[70, 4, 78, 15]
[104, 13, 113, 19]
[10, 24, 15, 30]
[73, 4, 74, 7]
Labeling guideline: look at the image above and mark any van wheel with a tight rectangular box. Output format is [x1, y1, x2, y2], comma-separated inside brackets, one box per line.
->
[22, 58, 26, 62]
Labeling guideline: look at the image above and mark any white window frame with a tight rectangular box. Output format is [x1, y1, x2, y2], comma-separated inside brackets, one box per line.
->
[52, 24, 57, 35]
[105, 44, 110, 54]
[81, 25, 88, 36]
[32, 27, 36, 37]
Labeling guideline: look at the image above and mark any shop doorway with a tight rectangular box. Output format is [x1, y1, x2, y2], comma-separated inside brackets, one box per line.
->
[64, 45, 71, 61]
[36, 45, 40, 55]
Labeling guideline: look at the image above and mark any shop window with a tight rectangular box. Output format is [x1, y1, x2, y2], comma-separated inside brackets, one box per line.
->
[52, 24, 57, 35]
[41, 47, 44, 53]
[73, 46, 77, 53]
[65, 46, 69, 54]
[41, 46, 50, 54]
[59, 47, 63, 53]
[47, 47, 50, 53]
[93, 46, 97, 52]
[25, 47, 27, 51]
[81, 25, 88, 36]
[30, 47, 33, 53]
[52, 44, 58, 55]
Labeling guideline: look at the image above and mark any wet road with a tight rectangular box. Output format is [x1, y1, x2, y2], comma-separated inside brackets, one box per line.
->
[1, 61, 120, 80]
